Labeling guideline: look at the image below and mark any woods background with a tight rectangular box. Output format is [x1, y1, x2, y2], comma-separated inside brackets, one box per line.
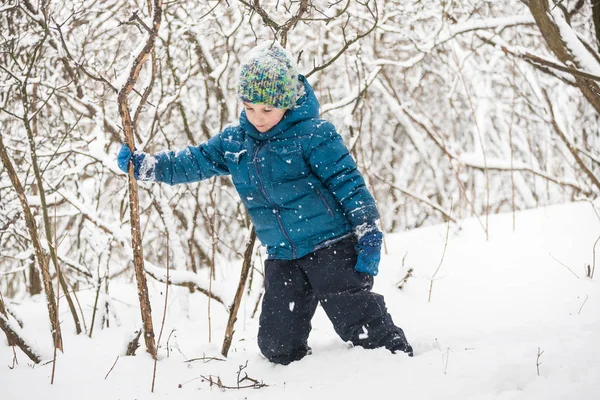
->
[1, 0, 599, 319]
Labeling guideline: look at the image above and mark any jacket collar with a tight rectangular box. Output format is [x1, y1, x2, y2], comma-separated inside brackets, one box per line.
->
[240, 75, 320, 141]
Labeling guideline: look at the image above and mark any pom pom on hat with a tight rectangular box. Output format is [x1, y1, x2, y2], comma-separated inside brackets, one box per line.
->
[237, 41, 299, 109]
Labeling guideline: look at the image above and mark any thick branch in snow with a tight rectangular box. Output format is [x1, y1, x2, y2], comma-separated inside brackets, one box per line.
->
[0, 314, 42, 364]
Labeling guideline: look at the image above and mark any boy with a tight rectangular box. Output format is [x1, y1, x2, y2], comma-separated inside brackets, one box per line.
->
[118, 41, 412, 365]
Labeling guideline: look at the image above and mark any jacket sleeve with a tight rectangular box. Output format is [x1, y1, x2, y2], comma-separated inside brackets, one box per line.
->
[153, 133, 230, 186]
[306, 121, 380, 230]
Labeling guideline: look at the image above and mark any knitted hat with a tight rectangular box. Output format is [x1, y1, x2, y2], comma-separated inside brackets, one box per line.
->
[237, 41, 299, 109]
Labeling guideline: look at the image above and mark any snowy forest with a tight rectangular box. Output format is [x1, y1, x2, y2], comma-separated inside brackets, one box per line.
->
[1, 0, 599, 397]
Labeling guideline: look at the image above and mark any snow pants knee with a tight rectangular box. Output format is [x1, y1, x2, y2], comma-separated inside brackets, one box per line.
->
[257, 236, 409, 365]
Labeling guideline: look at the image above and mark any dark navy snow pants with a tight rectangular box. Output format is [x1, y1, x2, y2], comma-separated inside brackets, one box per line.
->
[257, 236, 410, 365]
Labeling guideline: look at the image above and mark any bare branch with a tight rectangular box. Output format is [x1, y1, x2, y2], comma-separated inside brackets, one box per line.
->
[306, 2, 378, 78]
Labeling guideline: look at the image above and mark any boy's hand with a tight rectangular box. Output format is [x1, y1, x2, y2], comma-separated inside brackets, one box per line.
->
[117, 144, 154, 181]
[117, 144, 133, 173]
[355, 229, 382, 276]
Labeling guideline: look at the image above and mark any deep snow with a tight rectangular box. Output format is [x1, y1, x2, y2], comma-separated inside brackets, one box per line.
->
[1, 200, 599, 399]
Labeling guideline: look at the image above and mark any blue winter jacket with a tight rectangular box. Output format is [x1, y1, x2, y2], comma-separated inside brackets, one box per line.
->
[149, 76, 380, 260]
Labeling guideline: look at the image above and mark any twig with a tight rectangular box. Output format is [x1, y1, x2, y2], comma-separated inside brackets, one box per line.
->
[51, 198, 60, 385]
[177, 376, 204, 388]
[222, 226, 256, 357]
[536, 347, 544, 376]
[508, 54, 518, 232]
[128, 11, 152, 34]
[10, 346, 18, 369]
[306, 2, 378, 78]
[578, 295, 589, 315]
[51, 14, 155, 105]
[548, 253, 579, 279]
[279, 0, 310, 46]
[588, 200, 600, 222]
[200, 375, 225, 391]
[551, 0, 566, 11]
[0, 211, 21, 232]
[251, 290, 263, 319]
[152, 232, 171, 393]
[208, 179, 218, 343]
[236, 362, 247, 388]
[396, 251, 413, 290]
[443, 347, 451, 375]
[428, 200, 453, 302]
[104, 356, 120, 379]
[125, 330, 142, 356]
[450, 42, 489, 241]
[372, 173, 456, 223]
[592, 235, 599, 279]
[70, 283, 88, 334]
[145, 268, 225, 305]
[184, 355, 226, 363]
[89, 275, 103, 338]
[166, 329, 176, 358]
[197, 361, 268, 390]
[434, 339, 451, 374]
[396, 268, 414, 290]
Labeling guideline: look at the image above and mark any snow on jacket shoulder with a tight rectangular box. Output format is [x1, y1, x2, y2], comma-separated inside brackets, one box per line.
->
[150, 76, 380, 260]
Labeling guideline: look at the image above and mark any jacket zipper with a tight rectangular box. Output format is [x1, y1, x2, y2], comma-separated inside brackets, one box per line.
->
[253, 143, 297, 258]
[314, 187, 334, 217]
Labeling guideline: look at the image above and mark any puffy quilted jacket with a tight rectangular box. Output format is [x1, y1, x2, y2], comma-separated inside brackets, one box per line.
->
[149, 75, 380, 260]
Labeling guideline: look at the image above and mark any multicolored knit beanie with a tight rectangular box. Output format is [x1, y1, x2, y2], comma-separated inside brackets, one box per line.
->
[237, 41, 299, 109]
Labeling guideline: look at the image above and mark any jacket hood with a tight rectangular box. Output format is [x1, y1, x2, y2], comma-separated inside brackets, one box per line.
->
[239, 75, 320, 141]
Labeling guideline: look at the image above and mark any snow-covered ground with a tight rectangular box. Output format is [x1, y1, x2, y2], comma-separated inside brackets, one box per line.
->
[1, 200, 599, 399]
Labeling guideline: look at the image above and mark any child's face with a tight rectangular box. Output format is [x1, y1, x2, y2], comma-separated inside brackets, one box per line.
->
[243, 102, 286, 133]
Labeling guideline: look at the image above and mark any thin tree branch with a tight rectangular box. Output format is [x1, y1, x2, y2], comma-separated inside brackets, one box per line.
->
[372, 173, 457, 223]
[222, 226, 256, 357]
[306, 2, 378, 78]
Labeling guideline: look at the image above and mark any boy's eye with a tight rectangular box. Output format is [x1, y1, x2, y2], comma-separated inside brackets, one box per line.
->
[263, 107, 273, 113]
